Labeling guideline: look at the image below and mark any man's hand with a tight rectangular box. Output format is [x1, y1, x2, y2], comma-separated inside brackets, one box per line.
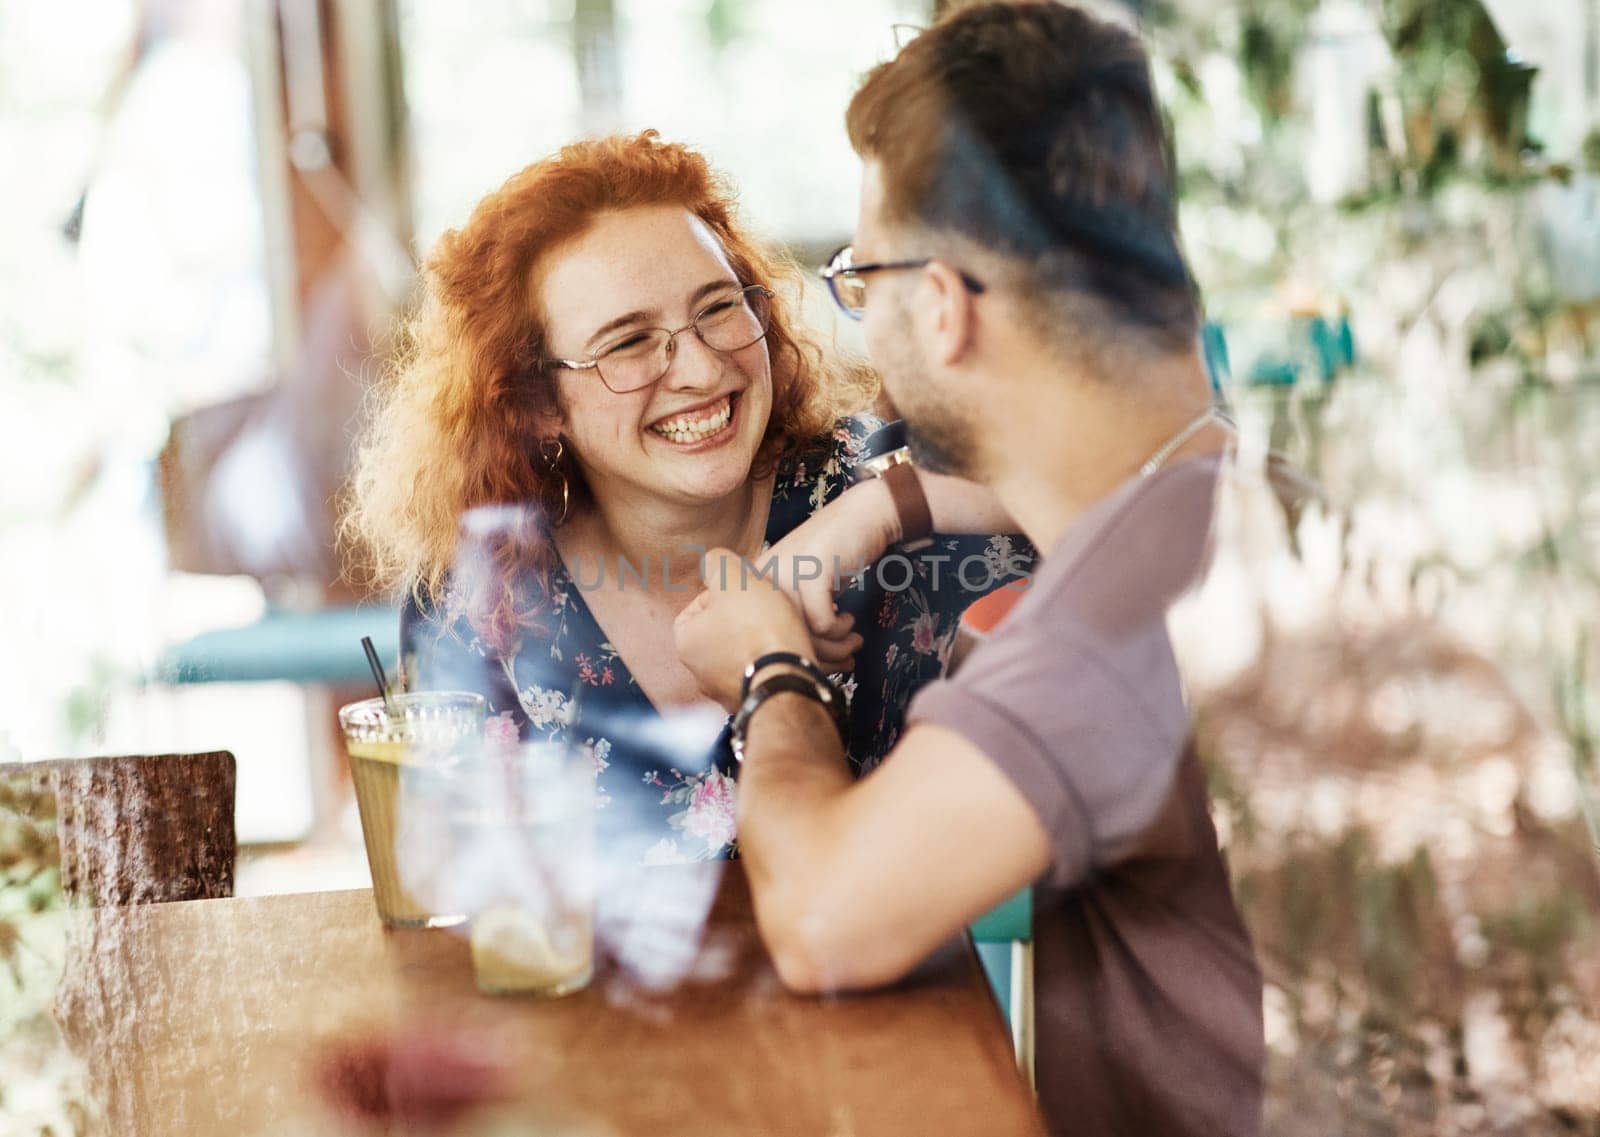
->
[674, 548, 815, 709]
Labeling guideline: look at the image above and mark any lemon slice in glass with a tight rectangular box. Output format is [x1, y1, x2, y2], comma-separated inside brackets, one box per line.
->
[470, 904, 590, 995]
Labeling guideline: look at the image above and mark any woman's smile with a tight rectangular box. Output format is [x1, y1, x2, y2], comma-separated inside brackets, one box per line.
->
[646, 391, 741, 450]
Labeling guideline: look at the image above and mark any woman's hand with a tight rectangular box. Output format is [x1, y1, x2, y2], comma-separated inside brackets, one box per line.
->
[756, 466, 1019, 673]
[765, 468, 1018, 640]
[762, 480, 896, 656]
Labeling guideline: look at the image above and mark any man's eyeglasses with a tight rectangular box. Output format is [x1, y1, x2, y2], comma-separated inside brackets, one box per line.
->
[819, 245, 985, 321]
[547, 284, 774, 394]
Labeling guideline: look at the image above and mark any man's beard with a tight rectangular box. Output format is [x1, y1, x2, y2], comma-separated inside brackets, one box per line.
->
[875, 301, 980, 479]
[904, 416, 976, 478]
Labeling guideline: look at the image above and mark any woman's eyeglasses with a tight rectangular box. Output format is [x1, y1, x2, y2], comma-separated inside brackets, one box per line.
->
[547, 284, 774, 394]
[819, 245, 985, 321]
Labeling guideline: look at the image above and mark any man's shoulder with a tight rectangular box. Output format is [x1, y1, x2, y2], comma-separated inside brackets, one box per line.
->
[915, 547, 1191, 770]
[989, 455, 1226, 650]
[958, 596, 1162, 719]
[906, 585, 1190, 891]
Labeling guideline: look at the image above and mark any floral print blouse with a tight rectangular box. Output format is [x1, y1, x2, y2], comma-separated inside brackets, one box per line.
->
[400, 417, 1033, 866]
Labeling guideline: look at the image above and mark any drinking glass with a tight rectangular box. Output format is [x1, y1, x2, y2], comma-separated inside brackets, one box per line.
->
[338, 691, 486, 927]
[454, 742, 596, 997]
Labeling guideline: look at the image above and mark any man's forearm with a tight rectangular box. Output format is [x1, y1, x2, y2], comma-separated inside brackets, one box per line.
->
[734, 691, 855, 989]
[738, 691, 851, 858]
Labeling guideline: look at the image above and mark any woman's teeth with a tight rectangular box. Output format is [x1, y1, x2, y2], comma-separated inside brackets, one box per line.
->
[650, 396, 732, 443]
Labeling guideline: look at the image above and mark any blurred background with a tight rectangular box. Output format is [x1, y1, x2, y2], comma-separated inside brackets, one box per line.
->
[2, 0, 1599, 1132]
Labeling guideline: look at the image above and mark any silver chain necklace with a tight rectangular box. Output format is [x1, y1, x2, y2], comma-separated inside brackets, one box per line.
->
[1139, 406, 1228, 479]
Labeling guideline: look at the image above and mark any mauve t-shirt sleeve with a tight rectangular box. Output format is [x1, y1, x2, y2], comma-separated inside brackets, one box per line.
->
[907, 619, 1187, 893]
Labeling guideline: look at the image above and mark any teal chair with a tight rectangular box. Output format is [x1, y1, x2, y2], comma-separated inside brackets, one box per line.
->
[971, 888, 1034, 1086]
[1238, 313, 1357, 388]
[1201, 320, 1231, 392]
[156, 605, 399, 684]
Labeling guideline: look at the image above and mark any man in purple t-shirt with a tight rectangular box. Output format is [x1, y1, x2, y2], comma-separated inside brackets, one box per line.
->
[674, 4, 1264, 1134]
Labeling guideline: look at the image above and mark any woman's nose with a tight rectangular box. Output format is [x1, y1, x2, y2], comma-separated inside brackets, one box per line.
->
[659, 329, 726, 390]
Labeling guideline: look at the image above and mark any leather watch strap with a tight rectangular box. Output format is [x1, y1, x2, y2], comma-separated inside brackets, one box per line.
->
[729, 671, 847, 763]
[881, 460, 934, 551]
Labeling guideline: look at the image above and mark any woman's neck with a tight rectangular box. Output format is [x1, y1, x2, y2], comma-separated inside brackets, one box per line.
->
[556, 474, 774, 594]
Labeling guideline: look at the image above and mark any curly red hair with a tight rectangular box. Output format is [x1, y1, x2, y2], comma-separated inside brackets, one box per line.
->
[345, 132, 874, 645]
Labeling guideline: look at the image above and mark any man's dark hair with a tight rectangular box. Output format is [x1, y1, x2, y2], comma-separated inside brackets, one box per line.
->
[846, 1, 1199, 353]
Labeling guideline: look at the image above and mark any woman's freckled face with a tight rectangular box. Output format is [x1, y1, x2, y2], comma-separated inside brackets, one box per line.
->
[537, 206, 774, 512]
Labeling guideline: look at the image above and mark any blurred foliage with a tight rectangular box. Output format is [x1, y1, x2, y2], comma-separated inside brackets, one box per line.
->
[1151, 0, 1597, 393]
[57, 657, 120, 752]
[1193, 375, 1600, 1133]
[0, 769, 84, 1136]
[1238, 0, 1321, 118]
[1163, 6, 1600, 1114]
[1380, 0, 1539, 183]
[0, 772, 61, 922]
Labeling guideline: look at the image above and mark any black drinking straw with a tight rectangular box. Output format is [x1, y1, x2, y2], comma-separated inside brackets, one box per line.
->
[361, 636, 398, 717]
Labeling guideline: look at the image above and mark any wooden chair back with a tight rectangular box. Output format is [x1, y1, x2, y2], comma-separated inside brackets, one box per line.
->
[0, 751, 236, 905]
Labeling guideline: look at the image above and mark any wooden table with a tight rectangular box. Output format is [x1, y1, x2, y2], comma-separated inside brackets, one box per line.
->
[51, 863, 1043, 1136]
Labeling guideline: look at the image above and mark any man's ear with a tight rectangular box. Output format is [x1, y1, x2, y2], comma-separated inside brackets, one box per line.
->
[920, 260, 977, 368]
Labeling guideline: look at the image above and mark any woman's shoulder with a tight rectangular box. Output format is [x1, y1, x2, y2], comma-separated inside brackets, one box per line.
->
[764, 415, 897, 539]
[825, 413, 888, 469]
[399, 560, 566, 650]
[771, 414, 886, 500]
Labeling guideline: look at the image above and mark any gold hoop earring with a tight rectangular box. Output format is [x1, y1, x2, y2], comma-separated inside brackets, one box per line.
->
[539, 437, 571, 527]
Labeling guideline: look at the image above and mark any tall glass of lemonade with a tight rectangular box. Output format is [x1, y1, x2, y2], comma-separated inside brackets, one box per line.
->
[337, 691, 485, 926]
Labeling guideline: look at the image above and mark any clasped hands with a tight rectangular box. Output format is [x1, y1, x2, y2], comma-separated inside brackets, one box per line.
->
[675, 484, 896, 709]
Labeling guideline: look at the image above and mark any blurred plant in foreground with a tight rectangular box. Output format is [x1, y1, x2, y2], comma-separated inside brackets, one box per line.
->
[1184, 381, 1600, 1135]
[0, 769, 91, 1136]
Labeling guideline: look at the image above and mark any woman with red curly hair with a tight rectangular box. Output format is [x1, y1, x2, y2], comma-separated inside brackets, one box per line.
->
[346, 132, 1028, 865]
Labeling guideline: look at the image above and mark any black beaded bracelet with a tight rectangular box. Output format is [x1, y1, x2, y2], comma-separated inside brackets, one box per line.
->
[740, 650, 838, 703]
[729, 671, 848, 763]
